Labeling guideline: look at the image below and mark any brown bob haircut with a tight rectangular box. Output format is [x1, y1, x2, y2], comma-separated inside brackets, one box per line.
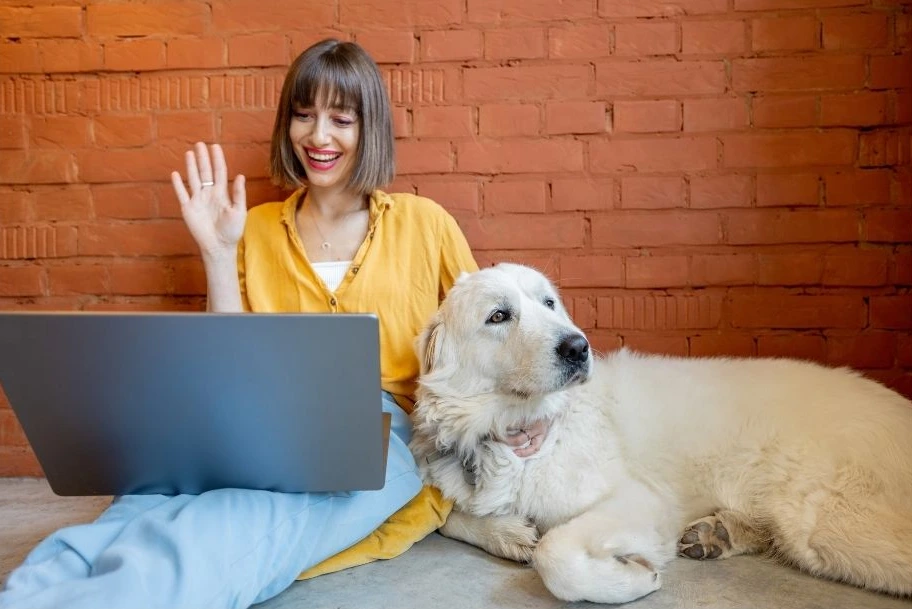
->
[270, 39, 395, 195]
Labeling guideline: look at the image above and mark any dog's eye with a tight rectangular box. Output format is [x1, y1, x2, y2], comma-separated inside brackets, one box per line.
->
[544, 298, 556, 310]
[487, 310, 510, 324]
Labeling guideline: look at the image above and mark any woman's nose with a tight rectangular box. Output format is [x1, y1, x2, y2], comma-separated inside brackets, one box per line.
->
[310, 116, 331, 146]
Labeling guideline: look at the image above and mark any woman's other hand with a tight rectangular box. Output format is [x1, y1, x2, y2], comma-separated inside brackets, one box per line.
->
[171, 142, 248, 258]
[501, 419, 550, 458]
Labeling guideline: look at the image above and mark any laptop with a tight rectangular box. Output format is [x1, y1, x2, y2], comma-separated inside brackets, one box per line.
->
[0, 312, 390, 496]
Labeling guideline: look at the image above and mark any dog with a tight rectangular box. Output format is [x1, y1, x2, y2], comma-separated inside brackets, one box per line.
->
[409, 263, 912, 604]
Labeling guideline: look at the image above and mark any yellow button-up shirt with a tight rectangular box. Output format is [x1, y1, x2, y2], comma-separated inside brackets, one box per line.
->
[236, 187, 478, 578]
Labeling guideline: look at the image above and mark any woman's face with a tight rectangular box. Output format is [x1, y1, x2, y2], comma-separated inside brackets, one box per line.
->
[289, 99, 360, 193]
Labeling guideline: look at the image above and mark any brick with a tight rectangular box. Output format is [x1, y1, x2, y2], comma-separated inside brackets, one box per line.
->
[167, 38, 225, 69]
[0, 6, 82, 38]
[484, 181, 547, 213]
[820, 92, 888, 127]
[865, 209, 912, 242]
[478, 104, 540, 136]
[823, 13, 889, 50]
[0, 225, 77, 259]
[228, 33, 287, 67]
[109, 260, 170, 295]
[626, 255, 689, 288]
[723, 131, 856, 168]
[92, 184, 158, 219]
[170, 258, 207, 296]
[356, 31, 415, 64]
[757, 252, 823, 285]
[613, 100, 681, 133]
[896, 91, 912, 124]
[596, 294, 723, 330]
[726, 209, 858, 244]
[342, 0, 462, 27]
[757, 173, 819, 207]
[622, 334, 689, 356]
[216, 143, 272, 180]
[40, 40, 103, 73]
[469, 0, 594, 23]
[615, 22, 679, 56]
[870, 54, 912, 89]
[822, 250, 889, 286]
[733, 56, 865, 92]
[859, 130, 910, 168]
[465, 65, 590, 100]
[684, 98, 749, 132]
[682, 20, 746, 54]
[78, 221, 197, 256]
[621, 177, 685, 209]
[825, 170, 891, 206]
[690, 175, 752, 208]
[0, 190, 31, 223]
[559, 255, 624, 287]
[485, 28, 546, 60]
[545, 102, 605, 135]
[421, 30, 483, 61]
[31, 186, 92, 222]
[0, 447, 42, 477]
[757, 333, 826, 362]
[0, 117, 25, 149]
[691, 253, 755, 285]
[94, 114, 154, 148]
[29, 116, 91, 148]
[599, 0, 727, 17]
[0, 151, 78, 185]
[461, 215, 586, 250]
[396, 140, 452, 174]
[104, 39, 166, 72]
[894, 248, 912, 286]
[0, 266, 44, 297]
[752, 95, 817, 128]
[736, 0, 861, 9]
[0, 42, 40, 74]
[457, 139, 584, 173]
[75, 148, 184, 183]
[48, 264, 108, 296]
[827, 333, 895, 369]
[157, 112, 218, 143]
[590, 137, 717, 173]
[413, 180, 480, 212]
[690, 333, 755, 357]
[212, 0, 335, 32]
[552, 178, 615, 211]
[731, 294, 865, 329]
[870, 295, 912, 329]
[898, 333, 912, 367]
[413, 106, 475, 138]
[549, 24, 612, 59]
[752, 17, 817, 51]
[0, 409, 29, 448]
[221, 110, 276, 143]
[88, 3, 207, 36]
[570, 297, 597, 330]
[591, 211, 721, 246]
[596, 60, 726, 96]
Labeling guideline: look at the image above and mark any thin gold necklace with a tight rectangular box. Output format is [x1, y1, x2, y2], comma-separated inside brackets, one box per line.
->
[306, 198, 365, 252]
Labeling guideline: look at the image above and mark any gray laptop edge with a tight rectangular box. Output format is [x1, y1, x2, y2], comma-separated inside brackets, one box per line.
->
[0, 312, 389, 496]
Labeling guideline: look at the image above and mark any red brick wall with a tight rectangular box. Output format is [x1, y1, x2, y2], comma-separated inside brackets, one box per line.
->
[1, 0, 910, 475]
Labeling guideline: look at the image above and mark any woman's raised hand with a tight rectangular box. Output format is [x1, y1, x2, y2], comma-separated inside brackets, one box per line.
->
[171, 142, 248, 257]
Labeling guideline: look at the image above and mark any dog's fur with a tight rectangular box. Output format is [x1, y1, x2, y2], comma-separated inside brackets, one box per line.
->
[409, 263, 912, 604]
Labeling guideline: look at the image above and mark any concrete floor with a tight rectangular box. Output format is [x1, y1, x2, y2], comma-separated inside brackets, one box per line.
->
[1, 478, 910, 609]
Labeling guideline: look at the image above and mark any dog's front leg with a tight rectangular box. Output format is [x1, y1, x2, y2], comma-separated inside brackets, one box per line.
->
[440, 509, 539, 563]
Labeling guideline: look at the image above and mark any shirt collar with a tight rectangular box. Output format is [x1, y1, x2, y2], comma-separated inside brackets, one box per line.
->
[280, 187, 394, 229]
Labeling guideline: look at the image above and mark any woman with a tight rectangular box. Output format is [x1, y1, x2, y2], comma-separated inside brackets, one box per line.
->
[1, 39, 545, 609]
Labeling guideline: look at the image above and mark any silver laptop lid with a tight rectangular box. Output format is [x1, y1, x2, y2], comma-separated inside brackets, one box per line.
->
[0, 312, 386, 496]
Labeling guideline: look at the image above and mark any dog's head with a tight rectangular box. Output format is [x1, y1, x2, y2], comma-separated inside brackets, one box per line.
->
[417, 263, 592, 400]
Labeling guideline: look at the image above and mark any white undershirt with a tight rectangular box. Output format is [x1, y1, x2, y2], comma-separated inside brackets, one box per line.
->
[311, 260, 352, 292]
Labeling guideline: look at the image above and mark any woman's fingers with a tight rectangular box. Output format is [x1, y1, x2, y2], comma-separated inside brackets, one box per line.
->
[171, 171, 190, 206]
[185, 149, 201, 192]
[195, 141, 214, 186]
[232, 174, 247, 210]
[212, 143, 228, 188]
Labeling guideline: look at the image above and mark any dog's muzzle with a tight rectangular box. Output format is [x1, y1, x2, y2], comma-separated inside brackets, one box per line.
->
[557, 333, 589, 366]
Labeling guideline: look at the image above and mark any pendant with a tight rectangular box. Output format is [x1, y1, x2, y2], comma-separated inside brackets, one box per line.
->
[321, 242, 330, 251]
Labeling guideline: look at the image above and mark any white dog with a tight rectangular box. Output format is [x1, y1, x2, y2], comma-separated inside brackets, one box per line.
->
[409, 263, 912, 604]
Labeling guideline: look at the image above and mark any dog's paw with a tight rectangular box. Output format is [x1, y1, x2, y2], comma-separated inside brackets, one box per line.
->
[678, 516, 732, 560]
[488, 514, 539, 563]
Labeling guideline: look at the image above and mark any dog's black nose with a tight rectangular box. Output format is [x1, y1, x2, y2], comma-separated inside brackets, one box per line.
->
[557, 333, 589, 363]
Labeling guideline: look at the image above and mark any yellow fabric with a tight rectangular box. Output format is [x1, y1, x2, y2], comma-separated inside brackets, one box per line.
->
[236, 187, 476, 579]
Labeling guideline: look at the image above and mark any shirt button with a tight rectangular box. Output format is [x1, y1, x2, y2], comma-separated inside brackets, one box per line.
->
[351, 266, 359, 274]
[330, 297, 337, 306]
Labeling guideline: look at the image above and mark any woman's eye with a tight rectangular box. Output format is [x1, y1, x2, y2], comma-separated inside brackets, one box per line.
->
[487, 310, 509, 324]
[333, 117, 354, 127]
[293, 111, 313, 121]
[544, 298, 556, 310]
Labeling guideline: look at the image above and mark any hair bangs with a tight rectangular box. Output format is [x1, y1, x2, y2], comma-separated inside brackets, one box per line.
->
[292, 54, 362, 115]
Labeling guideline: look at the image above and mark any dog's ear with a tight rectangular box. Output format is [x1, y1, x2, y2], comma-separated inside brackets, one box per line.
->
[417, 316, 447, 375]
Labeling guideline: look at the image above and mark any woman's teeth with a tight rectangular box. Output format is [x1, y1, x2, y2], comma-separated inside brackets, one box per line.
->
[308, 151, 341, 162]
